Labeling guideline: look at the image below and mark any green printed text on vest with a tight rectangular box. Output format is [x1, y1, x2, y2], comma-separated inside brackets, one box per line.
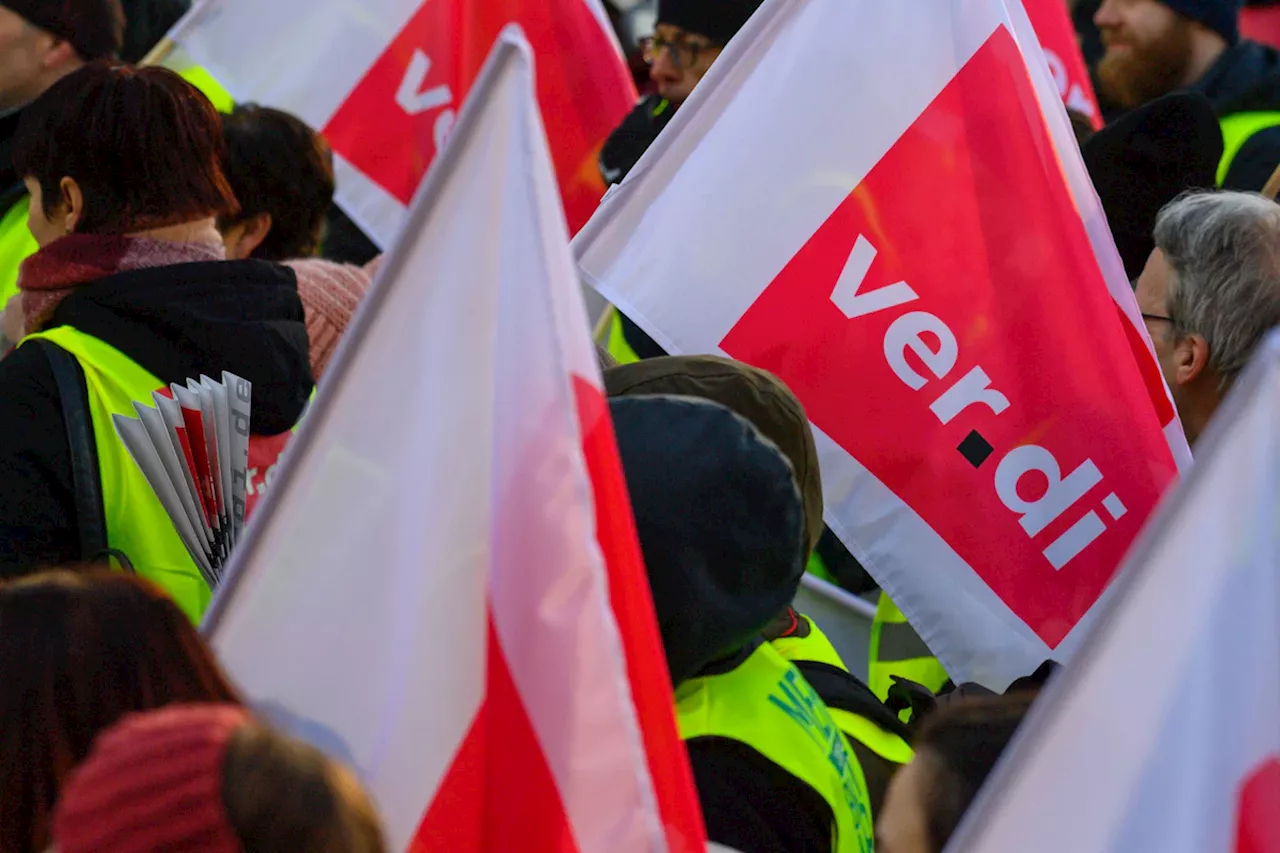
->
[677, 642, 875, 853]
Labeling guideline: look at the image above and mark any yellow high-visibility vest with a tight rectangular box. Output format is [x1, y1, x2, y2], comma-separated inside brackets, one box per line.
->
[868, 592, 950, 710]
[775, 614, 914, 766]
[21, 327, 213, 621]
[179, 66, 235, 114]
[677, 642, 875, 853]
[0, 196, 38, 308]
[1217, 111, 1280, 187]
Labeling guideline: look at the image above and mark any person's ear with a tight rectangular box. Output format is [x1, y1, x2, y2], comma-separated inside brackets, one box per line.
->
[236, 212, 273, 259]
[58, 177, 84, 233]
[1173, 332, 1211, 386]
[40, 39, 78, 72]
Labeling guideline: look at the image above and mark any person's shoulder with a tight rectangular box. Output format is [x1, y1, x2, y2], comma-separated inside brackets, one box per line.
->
[685, 735, 834, 853]
[600, 94, 672, 184]
[0, 339, 61, 407]
[1212, 40, 1280, 109]
[1223, 123, 1280, 190]
[0, 338, 80, 576]
[0, 339, 71, 456]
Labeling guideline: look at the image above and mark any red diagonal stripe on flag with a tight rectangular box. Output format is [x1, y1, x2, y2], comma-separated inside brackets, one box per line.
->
[573, 376, 706, 852]
[410, 614, 582, 852]
[1236, 756, 1280, 853]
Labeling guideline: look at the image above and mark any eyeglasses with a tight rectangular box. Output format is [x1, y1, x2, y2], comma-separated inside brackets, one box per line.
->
[640, 34, 718, 71]
[1141, 312, 1175, 324]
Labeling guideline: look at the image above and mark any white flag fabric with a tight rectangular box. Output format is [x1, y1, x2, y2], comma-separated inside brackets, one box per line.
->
[574, 0, 1187, 689]
[203, 30, 702, 853]
[950, 330, 1280, 853]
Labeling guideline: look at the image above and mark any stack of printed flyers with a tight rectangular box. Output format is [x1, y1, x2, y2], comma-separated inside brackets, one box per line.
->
[113, 373, 252, 588]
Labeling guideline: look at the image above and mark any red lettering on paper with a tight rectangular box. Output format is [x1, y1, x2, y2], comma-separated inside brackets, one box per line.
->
[323, 0, 634, 232]
[720, 27, 1177, 647]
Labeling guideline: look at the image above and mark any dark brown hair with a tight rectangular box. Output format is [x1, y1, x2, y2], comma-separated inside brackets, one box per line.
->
[219, 104, 336, 260]
[0, 570, 241, 853]
[913, 694, 1034, 853]
[223, 723, 386, 853]
[12, 62, 240, 235]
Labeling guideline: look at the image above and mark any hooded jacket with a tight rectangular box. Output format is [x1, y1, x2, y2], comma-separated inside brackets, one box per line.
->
[1192, 39, 1280, 189]
[604, 354, 873, 591]
[610, 394, 835, 853]
[604, 355, 824, 556]
[0, 255, 312, 577]
[599, 94, 675, 188]
[607, 358, 908, 820]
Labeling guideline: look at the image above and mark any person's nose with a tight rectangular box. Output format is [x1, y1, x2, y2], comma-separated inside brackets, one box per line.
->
[1094, 0, 1120, 29]
[649, 47, 679, 83]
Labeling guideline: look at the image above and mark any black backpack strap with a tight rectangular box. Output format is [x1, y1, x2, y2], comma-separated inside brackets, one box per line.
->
[31, 339, 115, 565]
[793, 659, 915, 742]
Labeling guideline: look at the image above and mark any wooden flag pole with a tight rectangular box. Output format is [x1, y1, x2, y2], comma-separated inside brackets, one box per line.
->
[140, 36, 175, 68]
[1262, 162, 1280, 201]
[592, 304, 616, 345]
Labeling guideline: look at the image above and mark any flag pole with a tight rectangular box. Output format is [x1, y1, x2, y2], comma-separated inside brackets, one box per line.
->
[140, 37, 174, 67]
[592, 304, 616, 344]
[1262, 162, 1280, 200]
[139, 0, 212, 67]
[199, 33, 531, 636]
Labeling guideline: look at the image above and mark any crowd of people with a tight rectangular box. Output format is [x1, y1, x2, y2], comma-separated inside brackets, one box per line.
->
[0, 0, 1276, 851]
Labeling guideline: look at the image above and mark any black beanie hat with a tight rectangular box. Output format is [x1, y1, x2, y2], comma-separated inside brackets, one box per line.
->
[610, 395, 805, 687]
[1082, 91, 1223, 281]
[0, 0, 125, 61]
[656, 0, 763, 44]
[1159, 0, 1242, 43]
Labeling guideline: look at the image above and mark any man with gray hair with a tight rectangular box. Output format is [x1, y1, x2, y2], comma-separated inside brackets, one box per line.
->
[1136, 190, 1280, 445]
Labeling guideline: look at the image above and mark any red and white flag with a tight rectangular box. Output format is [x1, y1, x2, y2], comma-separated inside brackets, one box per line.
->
[574, 0, 1188, 689]
[950, 331, 1280, 853]
[203, 31, 703, 853]
[1022, 0, 1102, 127]
[167, 0, 635, 245]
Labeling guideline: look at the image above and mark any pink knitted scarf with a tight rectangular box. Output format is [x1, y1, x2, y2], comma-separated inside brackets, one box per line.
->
[17, 234, 224, 336]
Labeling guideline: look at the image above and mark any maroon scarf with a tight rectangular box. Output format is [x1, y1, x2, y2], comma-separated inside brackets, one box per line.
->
[18, 234, 224, 336]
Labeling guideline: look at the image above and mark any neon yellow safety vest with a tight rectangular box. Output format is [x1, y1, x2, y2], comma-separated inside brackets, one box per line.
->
[1217, 111, 1280, 187]
[179, 66, 235, 114]
[868, 592, 950, 709]
[775, 615, 914, 766]
[677, 642, 875, 853]
[21, 327, 212, 622]
[0, 196, 38, 308]
[604, 308, 642, 365]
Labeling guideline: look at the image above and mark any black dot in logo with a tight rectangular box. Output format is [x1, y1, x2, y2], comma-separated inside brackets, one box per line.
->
[958, 430, 994, 468]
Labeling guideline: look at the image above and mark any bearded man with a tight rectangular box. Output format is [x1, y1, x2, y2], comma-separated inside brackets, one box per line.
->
[1094, 0, 1280, 190]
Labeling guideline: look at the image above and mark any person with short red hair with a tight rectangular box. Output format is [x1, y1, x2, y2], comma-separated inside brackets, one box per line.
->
[0, 63, 314, 619]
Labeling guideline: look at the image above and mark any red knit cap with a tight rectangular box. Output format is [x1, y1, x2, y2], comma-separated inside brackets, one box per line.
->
[53, 704, 249, 853]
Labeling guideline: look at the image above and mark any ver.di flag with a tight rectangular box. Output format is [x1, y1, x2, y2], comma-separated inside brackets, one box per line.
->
[166, 0, 635, 245]
[949, 331, 1280, 853]
[203, 31, 703, 853]
[574, 0, 1188, 689]
[1022, 0, 1102, 127]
